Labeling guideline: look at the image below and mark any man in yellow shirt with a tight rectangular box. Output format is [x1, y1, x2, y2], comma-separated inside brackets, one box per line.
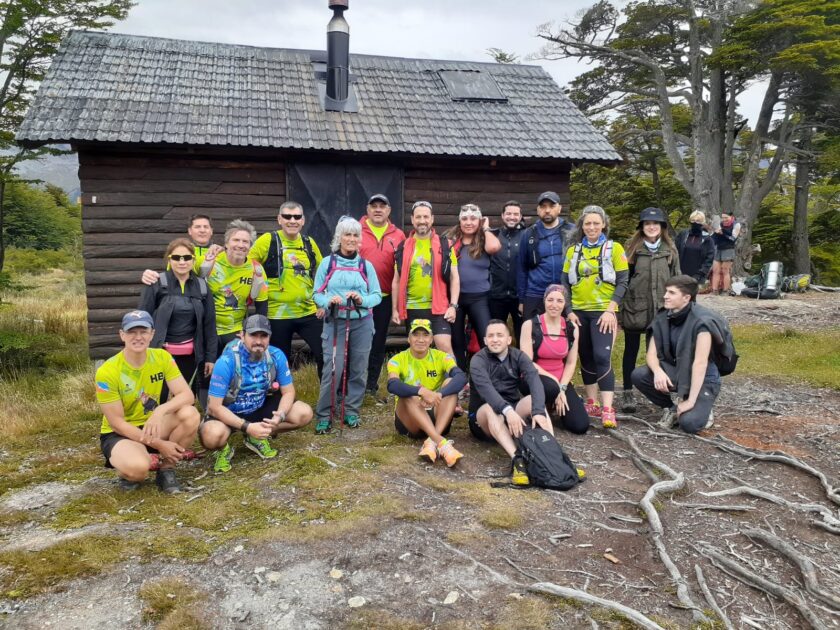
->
[250, 201, 325, 376]
[95, 310, 201, 493]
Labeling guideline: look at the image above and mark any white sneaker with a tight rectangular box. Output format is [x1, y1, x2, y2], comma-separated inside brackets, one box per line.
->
[658, 407, 678, 429]
[703, 410, 715, 429]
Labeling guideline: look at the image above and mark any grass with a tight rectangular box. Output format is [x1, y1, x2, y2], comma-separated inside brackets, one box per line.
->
[139, 577, 209, 628]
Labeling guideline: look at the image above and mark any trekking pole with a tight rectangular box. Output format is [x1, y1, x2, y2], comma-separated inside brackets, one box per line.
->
[329, 302, 340, 432]
[338, 296, 355, 436]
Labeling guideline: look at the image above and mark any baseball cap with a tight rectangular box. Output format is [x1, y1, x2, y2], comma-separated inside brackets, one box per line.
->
[368, 194, 390, 205]
[243, 314, 272, 335]
[121, 310, 154, 331]
[409, 319, 433, 334]
[537, 191, 560, 205]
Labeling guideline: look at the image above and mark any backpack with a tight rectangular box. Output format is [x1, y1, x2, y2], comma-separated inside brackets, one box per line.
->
[263, 231, 317, 280]
[315, 255, 370, 293]
[524, 221, 575, 269]
[518, 428, 582, 491]
[222, 339, 277, 405]
[530, 314, 575, 357]
[694, 304, 739, 376]
[159, 273, 208, 298]
[782, 273, 810, 293]
[567, 240, 617, 286]
[740, 261, 783, 300]
[395, 232, 452, 285]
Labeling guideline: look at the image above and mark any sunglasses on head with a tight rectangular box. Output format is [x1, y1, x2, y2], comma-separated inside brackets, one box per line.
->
[280, 213, 303, 220]
[169, 254, 194, 262]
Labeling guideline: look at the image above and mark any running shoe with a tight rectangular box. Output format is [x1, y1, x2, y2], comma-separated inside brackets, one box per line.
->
[244, 436, 278, 459]
[576, 467, 587, 481]
[418, 437, 438, 463]
[619, 390, 638, 413]
[315, 418, 332, 435]
[703, 410, 715, 429]
[343, 414, 361, 429]
[213, 443, 234, 473]
[658, 407, 678, 429]
[119, 478, 142, 492]
[511, 455, 530, 486]
[437, 439, 463, 468]
[155, 469, 181, 494]
[584, 399, 602, 418]
[601, 406, 617, 429]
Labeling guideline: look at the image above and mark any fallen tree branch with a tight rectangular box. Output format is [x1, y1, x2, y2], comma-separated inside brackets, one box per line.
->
[529, 582, 667, 630]
[699, 544, 828, 630]
[695, 564, 734, 630]
[504, 556, 542, 581]
[744, 528, 840, 611]
[670, 500, 756, 512]
[709, 436, 840, 506]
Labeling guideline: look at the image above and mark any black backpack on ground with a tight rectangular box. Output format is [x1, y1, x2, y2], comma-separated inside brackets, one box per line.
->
[518, 428, 582, 491]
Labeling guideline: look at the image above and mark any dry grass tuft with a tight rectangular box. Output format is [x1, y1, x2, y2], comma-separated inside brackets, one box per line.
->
[139, 576, 211, 629]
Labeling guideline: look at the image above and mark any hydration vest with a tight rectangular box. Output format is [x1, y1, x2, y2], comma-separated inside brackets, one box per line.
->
[566, 240, 617, 286]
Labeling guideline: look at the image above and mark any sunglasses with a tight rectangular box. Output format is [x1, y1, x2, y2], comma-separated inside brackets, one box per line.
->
[412, 201, 432, 211]
[280, 213, 303, 220]
[169, 254, 194, 262]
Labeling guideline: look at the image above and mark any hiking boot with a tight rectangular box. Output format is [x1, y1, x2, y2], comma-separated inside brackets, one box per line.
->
[119, 477, 142, 491]
[619, 389, 638, 413]
[511, 455, 529, 486]
[343, 414, 361, 429]
[584, 399, 602, 418]
[601, 406, 617, 429]
[658, 407, 678, 429]
[244, 436, 278, 459]
[155, 469, 181, 494]
[148, 453, 161, 472]
[365, 389, 388, 406]
[418, 437, 438, 463]
[703, 410, 715, 430]
[315, 418, 332, 435]
[438, 439, 463, 468]
[213, 443, 234, 473]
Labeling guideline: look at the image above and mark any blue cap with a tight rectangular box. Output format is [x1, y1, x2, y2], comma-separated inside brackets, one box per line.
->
[537, 191, 561, 205]
[121, 310, 154, 331]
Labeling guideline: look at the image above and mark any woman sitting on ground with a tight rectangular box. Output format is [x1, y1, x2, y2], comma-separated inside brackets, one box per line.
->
[519, 284, 589, 435]
[138, 237, 218, 406]
[312, 216, 382, 434]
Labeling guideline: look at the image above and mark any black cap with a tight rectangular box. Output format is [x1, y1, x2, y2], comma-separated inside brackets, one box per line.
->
[638, 207, 668, 226]
[367, 194, 390, 206]
[243, 314, 272, 335]
[537, 191, 560, 205]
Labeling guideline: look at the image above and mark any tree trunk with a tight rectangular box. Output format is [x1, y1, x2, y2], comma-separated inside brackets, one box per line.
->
[0, 178, 5, 273]
[792, 126, 813, 274]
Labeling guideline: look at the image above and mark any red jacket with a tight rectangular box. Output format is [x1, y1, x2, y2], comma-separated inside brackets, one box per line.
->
[396, 231, 450, 319]
[360, 219, 406, 294]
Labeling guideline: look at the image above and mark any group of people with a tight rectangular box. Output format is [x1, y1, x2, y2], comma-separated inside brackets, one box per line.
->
[95, 193, 732, 491]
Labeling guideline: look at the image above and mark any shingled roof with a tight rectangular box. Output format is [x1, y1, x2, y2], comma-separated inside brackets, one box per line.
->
[17, 31, 620, 162]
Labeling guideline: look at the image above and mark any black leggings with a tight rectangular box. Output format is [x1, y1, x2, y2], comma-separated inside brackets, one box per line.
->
[451, 292, 491, 372]
[575, 310, 615, 392]
[539, 375, 590, 434]
[621, 330, 650, 391]
[269, 314, 324, 378]
[161, 353, 198, 402]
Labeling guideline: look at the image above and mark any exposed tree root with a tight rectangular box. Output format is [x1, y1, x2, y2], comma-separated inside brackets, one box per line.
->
[529, 583, 667, 630]
[694, 563, 734, 630]
[699, 544, 828, 630]
[744, 528, 840, 611]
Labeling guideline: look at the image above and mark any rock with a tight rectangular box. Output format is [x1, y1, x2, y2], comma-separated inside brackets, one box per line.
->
[254, 567, 267, 574]
[267, 572, 282, 584]
[234, 545, 244, 552]
[329, 568, 344, 579]
[444, 591, 459, 605]
[399, 552, 411, 561]
[508, 592, 524, 600]
[348, 596, 366, 608]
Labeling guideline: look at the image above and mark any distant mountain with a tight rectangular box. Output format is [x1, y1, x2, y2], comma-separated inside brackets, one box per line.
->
[13, 145, 81, 200]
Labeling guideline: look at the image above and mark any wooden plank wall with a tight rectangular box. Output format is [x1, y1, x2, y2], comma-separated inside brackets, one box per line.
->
[80, 150, 286, 359]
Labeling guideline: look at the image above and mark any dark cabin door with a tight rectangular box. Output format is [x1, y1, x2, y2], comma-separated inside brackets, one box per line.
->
[287, 163, 403, 254]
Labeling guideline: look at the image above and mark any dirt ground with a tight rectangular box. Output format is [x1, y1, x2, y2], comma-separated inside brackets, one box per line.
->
[1, 293, 838, 629]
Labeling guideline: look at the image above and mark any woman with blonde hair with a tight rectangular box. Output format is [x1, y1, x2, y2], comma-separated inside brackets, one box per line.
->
[444, 204, 501, 372]
[675, 210, 714, 288]
[619, 208, 680, 412]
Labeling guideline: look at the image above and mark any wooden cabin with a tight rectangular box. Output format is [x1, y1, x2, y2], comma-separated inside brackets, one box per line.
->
[18, 22, 619, 359]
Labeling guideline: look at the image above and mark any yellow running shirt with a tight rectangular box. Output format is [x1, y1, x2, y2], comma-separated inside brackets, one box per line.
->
[406, 238, 458, 309]
[563, 241, 629, 311]
[95, 348, 183, 434]
[387, 348, 457, 393]
[251, 231, 324, 319]
[203, 252, 269, 335]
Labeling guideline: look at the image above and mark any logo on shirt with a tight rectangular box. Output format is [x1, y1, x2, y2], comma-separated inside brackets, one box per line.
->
[138, 390, 159, 414]
[239, 276, 253, 286]
[149, 371, 165, 383]
[426, 369, 438, 378]
[223, 286, 239, 308]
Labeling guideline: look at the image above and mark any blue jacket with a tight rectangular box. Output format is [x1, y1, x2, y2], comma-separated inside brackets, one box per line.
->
[313, 252, 382, 318]
[516, 221, 576, 300]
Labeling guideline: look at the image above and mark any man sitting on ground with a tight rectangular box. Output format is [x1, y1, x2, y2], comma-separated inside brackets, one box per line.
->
[468, 319, 550, 485]
[387, 319, 467, 467]
[202, 314, 313, 472]
[631, 275, 723, 433]
[95, 310, 201, 494]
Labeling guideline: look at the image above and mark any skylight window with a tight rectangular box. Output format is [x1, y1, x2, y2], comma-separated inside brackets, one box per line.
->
[438, 70, 507, 102]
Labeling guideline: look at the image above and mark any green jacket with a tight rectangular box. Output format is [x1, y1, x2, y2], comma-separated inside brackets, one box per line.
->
[619, 246, 680, 333]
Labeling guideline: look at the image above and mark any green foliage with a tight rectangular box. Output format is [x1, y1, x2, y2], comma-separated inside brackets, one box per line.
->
[3, 247, 82, 275]
[3, 182, 81, 250]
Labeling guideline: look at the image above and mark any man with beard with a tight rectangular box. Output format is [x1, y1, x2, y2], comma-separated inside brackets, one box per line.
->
[489, 200, 526, 342]
[516, 192, 576, 320]
[202, 314, 313, 473]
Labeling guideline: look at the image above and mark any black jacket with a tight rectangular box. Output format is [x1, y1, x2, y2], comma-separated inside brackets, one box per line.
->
[489, 223, 524, 300]
[468, 346, 546, 418]
[676, 228, 715, 282]
[138, 270, 218, 364]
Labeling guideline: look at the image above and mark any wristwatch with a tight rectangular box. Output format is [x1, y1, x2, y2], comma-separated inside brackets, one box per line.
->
[559, 383, 568, 393]
[240, 420, 251, 434]
[449, 303, 459, 310]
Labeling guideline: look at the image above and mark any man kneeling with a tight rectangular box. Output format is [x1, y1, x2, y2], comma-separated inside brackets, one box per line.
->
[631, 275, 722, 433]
[468, 319, 550, 485]
[203, 314, 313, 472]
[96, 310, 201, 493]
[387, 319, 467, 466]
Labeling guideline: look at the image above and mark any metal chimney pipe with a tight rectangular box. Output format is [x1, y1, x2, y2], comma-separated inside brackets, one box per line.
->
[326, 0, 350, 106]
